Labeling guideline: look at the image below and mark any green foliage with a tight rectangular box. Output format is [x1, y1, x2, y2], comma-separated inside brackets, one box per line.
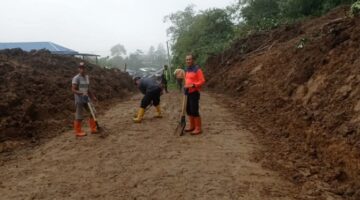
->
[165, 0, 356, 71]
[240, 0, 280, 30]
[237, 0, 355, 31]
[98, 44, 168, 71]
[166, 7, 234, 67]
[165, 5, 196, 40]
[351, 0, 360, 16]
[278, 0, 323, 18]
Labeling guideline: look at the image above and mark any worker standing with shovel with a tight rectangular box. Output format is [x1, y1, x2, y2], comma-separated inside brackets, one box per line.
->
[133, 77, 163, 123]
[71, 62, 98, 137]
[184, 54, 205, 135]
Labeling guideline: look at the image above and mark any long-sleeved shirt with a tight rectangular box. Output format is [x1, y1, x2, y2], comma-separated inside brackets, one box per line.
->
[185, 65, 205, 93]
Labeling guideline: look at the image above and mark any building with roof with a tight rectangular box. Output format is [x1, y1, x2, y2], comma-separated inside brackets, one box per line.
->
[0, 42, 99, 62]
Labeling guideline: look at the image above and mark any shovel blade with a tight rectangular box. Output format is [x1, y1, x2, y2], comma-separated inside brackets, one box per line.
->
[174, 116, 186, 136]
[95, 122, 108, 138]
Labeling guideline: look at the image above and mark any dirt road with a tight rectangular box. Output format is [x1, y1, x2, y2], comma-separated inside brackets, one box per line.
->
[0, 91, 298, 200]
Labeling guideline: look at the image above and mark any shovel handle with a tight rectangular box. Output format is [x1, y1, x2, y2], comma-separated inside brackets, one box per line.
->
[180, 95, 187, 117]
[87, 102, 97, 121]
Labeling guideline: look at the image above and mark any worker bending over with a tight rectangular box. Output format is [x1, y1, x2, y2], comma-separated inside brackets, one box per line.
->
[133, 77, 163, 123]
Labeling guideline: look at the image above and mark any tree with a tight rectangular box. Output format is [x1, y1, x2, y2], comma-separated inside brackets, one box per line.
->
[166, 7, 234, 67]
[351, 0, 360, 16]
[110, 44, 127, 57]
[240, 0, 280, 30]
[155, 44, 167, 67]
[126, 49, 146, 70]
[164, 5, 196, 40]
[237, 0, 355, 31]
[98, 56, 110, 68]
[146, 46, 156, 66]
[100, 43, 171, 71]
[108, 56, 125, 69]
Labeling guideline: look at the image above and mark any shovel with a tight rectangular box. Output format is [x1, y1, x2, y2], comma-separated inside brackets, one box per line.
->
[174, 94, 188, 136]
[87, 100, 107, 138]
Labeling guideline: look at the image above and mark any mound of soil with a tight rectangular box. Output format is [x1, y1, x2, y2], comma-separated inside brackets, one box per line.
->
[0, 49, 135, 148]
[206, 6, 360, 199]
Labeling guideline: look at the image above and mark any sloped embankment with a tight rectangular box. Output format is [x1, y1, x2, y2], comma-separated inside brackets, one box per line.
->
[0, 49, 135, 148]
[206, 6, 360, 199]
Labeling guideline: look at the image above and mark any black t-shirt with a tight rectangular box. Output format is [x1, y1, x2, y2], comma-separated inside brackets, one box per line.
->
[139, 78, 161, 94]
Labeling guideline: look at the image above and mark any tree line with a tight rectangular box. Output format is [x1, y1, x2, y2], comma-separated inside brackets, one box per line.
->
[166, 0, 358, 68]
[98, 43, 168, 71]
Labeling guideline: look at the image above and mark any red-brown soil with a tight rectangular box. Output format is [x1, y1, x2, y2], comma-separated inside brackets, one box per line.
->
[0, 49, 135, 150]
[206, 6, 360, 199]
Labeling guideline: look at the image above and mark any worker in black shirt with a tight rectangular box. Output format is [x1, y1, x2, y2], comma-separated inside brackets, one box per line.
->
[133, 77, 163, 123]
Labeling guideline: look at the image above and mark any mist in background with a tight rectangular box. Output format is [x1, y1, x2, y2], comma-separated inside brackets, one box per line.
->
[0, 0, 234, 56]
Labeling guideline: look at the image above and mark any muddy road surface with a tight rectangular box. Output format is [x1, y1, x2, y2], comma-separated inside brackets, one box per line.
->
[0, 91, 297, 200]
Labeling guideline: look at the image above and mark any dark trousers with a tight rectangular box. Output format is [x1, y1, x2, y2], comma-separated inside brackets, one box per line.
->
[162, 83, 168, 93]
[141, 88, 161, 108]
[176, 78, 183, 91]
[186, 91, 200, 117]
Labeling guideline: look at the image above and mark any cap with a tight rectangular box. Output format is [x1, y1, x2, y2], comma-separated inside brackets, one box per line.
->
[79, 62, 85, 68]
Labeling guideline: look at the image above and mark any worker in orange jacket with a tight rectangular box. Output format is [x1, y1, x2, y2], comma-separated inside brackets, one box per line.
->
[184, 54, 205, 135]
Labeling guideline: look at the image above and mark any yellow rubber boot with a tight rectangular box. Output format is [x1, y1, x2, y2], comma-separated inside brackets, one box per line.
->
[133, 108, 145, 123]
[154, 105, 163, 118]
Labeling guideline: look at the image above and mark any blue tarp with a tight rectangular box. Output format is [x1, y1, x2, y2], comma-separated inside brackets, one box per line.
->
[0, 42, 79, 55]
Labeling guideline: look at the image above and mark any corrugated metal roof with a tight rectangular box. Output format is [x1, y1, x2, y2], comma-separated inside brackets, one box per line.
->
[0, 42, 79, 55]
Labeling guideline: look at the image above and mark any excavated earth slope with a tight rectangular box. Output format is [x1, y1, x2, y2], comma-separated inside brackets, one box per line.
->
[0, 49, 135, 150]
[206, 6, 360, 199]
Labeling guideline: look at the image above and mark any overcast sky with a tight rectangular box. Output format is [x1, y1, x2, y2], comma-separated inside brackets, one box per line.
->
[0, 0, 235, 56]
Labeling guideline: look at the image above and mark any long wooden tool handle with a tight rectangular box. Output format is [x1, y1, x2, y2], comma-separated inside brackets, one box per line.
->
[181, 95, 187, 117]
[88, 102, 97, 121]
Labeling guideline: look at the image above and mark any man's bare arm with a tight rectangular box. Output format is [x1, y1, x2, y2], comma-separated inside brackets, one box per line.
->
[72, 84, 83, 95]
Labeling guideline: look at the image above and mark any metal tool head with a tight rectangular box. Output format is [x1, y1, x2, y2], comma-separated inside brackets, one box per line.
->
[174, 116, 186, 136]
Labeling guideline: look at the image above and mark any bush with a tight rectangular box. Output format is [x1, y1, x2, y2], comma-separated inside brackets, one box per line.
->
[351, 1, 360, 16]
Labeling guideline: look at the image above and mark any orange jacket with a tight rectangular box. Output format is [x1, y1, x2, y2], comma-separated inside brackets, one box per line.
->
[185, 65, 205, 93]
